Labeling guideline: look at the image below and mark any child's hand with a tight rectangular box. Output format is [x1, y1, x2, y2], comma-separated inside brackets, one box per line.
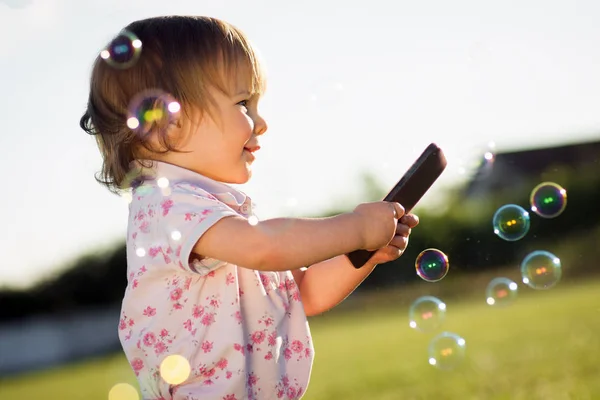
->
[353, 202, 405, 250]
[369, 213, 420, 265]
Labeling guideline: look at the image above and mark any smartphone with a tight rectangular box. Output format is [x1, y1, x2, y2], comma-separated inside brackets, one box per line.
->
[346, 143, 447, 268]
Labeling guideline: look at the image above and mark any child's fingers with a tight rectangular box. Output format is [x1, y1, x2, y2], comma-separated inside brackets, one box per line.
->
[395, 223, 411, 237]
[400, 213, 419, 228]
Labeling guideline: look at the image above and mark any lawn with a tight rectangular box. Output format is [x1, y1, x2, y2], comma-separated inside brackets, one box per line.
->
[1, 280, 599, 400]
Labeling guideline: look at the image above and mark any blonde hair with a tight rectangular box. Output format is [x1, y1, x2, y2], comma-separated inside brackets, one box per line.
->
[80, 16, 267, 194]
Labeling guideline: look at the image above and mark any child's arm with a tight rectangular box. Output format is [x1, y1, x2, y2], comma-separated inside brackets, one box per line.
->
[193, 202, 405, 272]
[293, 213, 419, 317]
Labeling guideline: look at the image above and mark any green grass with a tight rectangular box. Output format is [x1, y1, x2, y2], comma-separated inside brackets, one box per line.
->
[2, 281, 599, 400]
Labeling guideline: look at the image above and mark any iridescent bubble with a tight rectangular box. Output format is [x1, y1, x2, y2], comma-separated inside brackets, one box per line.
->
[415, 249, 449, 282]
[428, 332, 466, 370]
[127, 89, 181, 136]
[521, 250, 562, 290]
[160, 354, 191, 385]
[492, 204, 530, 241]
[100, 30, 142, 70]
[409, 296, 446, 332]
[530, 182, 567, 218]
[486, 277, 518, 306]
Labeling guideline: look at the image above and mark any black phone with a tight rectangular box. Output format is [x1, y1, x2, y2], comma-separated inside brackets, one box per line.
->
[346, 143, 447, 269]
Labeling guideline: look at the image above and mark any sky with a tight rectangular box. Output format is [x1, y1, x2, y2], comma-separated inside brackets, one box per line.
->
[0, 0, 599, 288]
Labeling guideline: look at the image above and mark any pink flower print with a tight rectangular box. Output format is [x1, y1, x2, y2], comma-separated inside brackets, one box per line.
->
[304, 348, 311, 358]
[226, 273, 235, 285]
[246, 344, 254, 353]
[291, 340, 304, 353]
[250, 331, 266, 345]
[143, 306, 156, 317]
[154, 342, 167, 355]
[128, 319, 135, 327]
[277, 389, 284, 398]
[183, 319, 193, 332]
[292, 291, 301, 301]
[216, 358, 228, 370]
[163, 254, 172, 264]
[129, 272, 135, 280]
[173, 303, 183, 310]
[201, 209, 211, 215]
[170, 288, 183, 301]
[132, 279, 139, 289]
[140, 265, 147, 274]
[268, 332, 277, 347]
[281, 375, 289, 387]
[119, 319, 126, 330]
[261, 316, 274, 327]
[226, 371, 233, 379]
[223, 395, 237, 400]
[143, 332, 156, 347]
[139, 220, 150, 233]
[148, 208, 155, 217]
[131, 358, 144, 375]
[160, 329, 169, 337]
[201, 312, 215, 326]
[233, 343, 245, 355]
[264, 351, 273, 361]
[203, 379, 213, 386]
[260, 273, 271, 288]
[209, 298, 220, 308]
[283, 348, 292, 360]
[176, 246, 181, 257]
[203, 368, 216, 378]
[132, 232, 138, 240]
[247, 372, 258, 387]
[135, 210, 145, 221]
[286, 387, 297, 399]
[192, 305, 204, 319]
[285, 279, 296, 291]
[207, 271, 216, 278]
[185, 213, 193, 221]
[161, 199, 174, 216]
[201, 340, 213, 353]
[184, 276, 192, 290]
[148, 246, 161, 258]
[234, 311, 242, 324]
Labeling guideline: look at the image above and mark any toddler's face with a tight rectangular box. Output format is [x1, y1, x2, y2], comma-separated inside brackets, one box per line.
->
[163, 77, 267, 184]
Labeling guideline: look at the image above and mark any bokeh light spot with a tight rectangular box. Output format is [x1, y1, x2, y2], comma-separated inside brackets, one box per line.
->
[108, 383, 139, 400]
[160, 354, 191, 385]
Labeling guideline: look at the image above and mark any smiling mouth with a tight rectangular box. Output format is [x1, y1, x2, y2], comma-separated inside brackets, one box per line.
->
[244, 146, 260, 153]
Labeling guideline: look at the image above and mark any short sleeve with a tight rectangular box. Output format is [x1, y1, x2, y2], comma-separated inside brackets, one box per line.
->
[158, 183, 239, 275]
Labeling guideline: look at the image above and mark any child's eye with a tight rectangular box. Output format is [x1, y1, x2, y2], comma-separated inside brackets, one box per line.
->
[237, 100, 248, 108]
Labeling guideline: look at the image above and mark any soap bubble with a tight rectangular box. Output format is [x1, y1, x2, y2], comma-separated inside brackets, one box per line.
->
[492, 204, 530, 241]
[521, 250, 562, 290]
[530, 182, 567, 218]
[415, 249, 449, 282]
[127, 89, 181, 136]
[485, 277, 518, 306]
[409, 296, 446, 332]
[100, 30, 142, 70]
[428, 332, 466, 370]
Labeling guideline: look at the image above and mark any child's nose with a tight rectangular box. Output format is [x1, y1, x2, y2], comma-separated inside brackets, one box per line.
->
[253, 114, 268, 136]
